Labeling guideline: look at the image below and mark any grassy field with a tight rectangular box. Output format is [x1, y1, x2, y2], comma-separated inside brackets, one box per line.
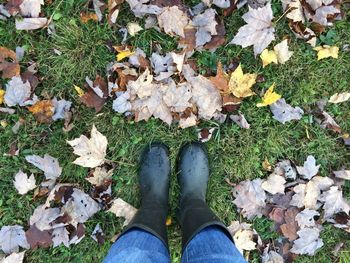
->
[1, 0, 350, 262]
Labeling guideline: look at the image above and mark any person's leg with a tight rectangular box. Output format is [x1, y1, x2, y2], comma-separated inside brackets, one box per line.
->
[181, 226, 246, 263]
[103, 143, 171, 262]
[103, 228, 170, 263]
[177, 142, 244, 262]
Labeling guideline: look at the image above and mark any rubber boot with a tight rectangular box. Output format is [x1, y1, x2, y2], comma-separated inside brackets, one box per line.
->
[121, 142, 170, 249]
[177, 142, 233, 251]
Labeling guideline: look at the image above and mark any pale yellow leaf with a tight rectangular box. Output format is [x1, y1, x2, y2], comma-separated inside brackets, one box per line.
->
[116, 49, 135, 61]
[329, 92, 350, 104]
[274, 39, 294, 64]
[260, 49, 278, 68]
[74, 85, 85, 97]
[228, 64, 257, 98]
[127, 22, 143, 36]
[314, 45, 339, 60]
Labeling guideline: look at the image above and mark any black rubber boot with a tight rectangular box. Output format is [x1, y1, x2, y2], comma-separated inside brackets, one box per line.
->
[121, 142, 170, 248]
[177, 142, 233, 251]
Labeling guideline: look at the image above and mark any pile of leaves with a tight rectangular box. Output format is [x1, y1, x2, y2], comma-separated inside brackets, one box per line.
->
[229, 155, 350, 262]
[0, 126, 138, 262]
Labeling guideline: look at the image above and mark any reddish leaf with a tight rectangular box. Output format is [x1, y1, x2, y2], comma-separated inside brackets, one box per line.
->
[80, 75, 108, 112]
[26, 225, 53, 249]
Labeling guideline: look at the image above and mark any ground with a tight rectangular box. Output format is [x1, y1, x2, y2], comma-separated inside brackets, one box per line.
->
[0, 0, 350, 262]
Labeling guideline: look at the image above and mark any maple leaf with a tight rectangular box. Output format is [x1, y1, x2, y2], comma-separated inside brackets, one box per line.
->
[0, 46, 20, 78]
[290, 227, 323, 256]
[191, 8, 218, 47]
[112, 92, 132, 114]
[19, 0, 44, 18]
[29, 205, 61, 231]
[4, 76, 32, 107]
[86, 167, 113, 186]
[157, 6, 188, 37]
[280, 206, 300, 241]
[15, 17, 48, 30]
[296, 155, 320, 180]
[127, 22, 143, 36]
[295, 208, 320, 228]
[329, 92, 350, 104]
[13, 170, 36, 195]
[228, 64, 257, 98]
[52, 227, 70, 248]
[108, 198, 137, 227]
[319, 186, 350, 219]
[314, 45, 339, 60]
[230, 3, 275, 56]
[25, 225, 52, 249]
[0, 225, 30, 253]
[0, 89, 4, 104]
[261, 173, 286, 194]
[256, 83, 281, 107]
[62, 189, 100, 223]
[227, 221, 261, 254]
[80, 75, 108, 112]
[270, 98, 304, 124]
[232, 178, 266, 219]
[163, 82, 192, 112]
[67, 125, 108, 168]
[25, 154, 62, 180]
[1, 251, 25, 263]
[28, 100, 55, 123]
[260, 49, 278, 67]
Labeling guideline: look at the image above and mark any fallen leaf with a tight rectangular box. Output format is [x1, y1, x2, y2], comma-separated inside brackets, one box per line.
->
[290, 227, 323, 256]
[190, 8, 218, 47]
[1, 252, 25, 263]
[116, 48, 134, 62]
[92, 0, 106, 21]
[25, 225, 52, 249]
[295, 208, 320, 228]
[233, 179, 266, 219]
[228, 64, 257, 98]
[274, 39, 293, 64]
[329, 92, 350, 104]
[261, 173, 286, 194]
[19, 0, 43, 18]
[296, 155, 320, 180]
[62, 189, 100, 223]
[15, 17, 48, 30]
[227, 221, 261, 254]
[30, 205, 61, 231]
[25, 154, 62, 180]
[157, 6, 188, 37]
[28, 100, 55, 123]
[314, 45, 339, 60]
[260, 49, 278, 67]
[261, 247, 284, 263]
[80, 75, 108, 112]
[4, 76, 32, 107]
[74, 84, 85, 96]
[333, 170, 350, 180]
[198, 128, 215, 143]
[107, 0, 124, 24]
[86, 167, 113, 186]
[319, 186, 350, 219]
[230, 3, 275, 56]
[13, 170, 36, 195]
[209, 62, 229, 93]
[80, 12, 99, 23]
[67, 223, 86, 245]
[91, 224, 105, 244]
[315, 110, 341, 133]
[52, 227, 69, 248]
[127, 22, 143, 36]
[0, 89, 4, 104]
[0, 46, 20, 78]
[0, 225, 29, 253]
[270, 99, 304, 124]
[256, 83, 281, 107]
[229, 113, 250, 129]
[280, 206, 299, 241]
[262, 158, 272, 171]
[108, 198, 137, 227]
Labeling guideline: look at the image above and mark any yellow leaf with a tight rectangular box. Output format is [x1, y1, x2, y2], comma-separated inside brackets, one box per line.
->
[228, 64, 257, 98]
[74, 85, 85, 97]
[0, 89, 5, 105]
[256, 83, 281, 107]
[116, 49, 134, 61]
[260, 49, 278, 68]
[262, 158, 272, 171]
[313, 45, 339, 60]
[0, 120, 7, 127]
[166, 216, 172, 226]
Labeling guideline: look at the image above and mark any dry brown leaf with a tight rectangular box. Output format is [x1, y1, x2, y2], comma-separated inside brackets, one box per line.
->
[80, 12, 99, 23]
[157, 6, 189, 37]
[280, 206, 299, 241]
[28, 100, 54, 123]
[25, 225, 52, 249]
[0, 46, 20, 78]
[80, 75, 108, 112]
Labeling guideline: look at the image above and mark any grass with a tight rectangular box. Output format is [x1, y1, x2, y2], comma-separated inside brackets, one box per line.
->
[0, 0, 350, 262]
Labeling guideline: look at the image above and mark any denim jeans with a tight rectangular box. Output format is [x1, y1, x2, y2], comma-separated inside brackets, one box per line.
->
[103, 226, 247, 263]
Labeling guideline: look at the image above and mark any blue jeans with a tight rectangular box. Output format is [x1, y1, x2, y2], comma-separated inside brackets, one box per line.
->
[103, 226, 247, 263]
